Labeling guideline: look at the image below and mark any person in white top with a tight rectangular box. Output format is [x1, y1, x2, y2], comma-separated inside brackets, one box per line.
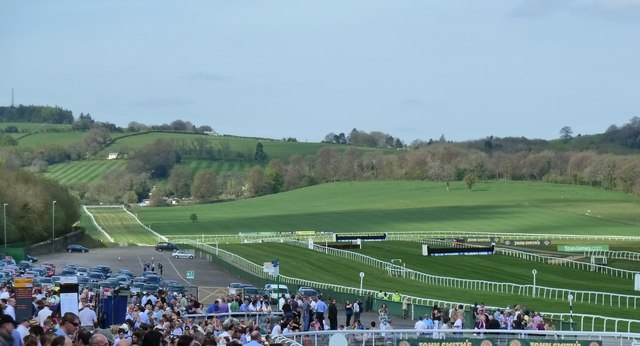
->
[79, 303, 97, 328]
[414, 316, 427, 336]
[38, 301, 53, 327]
[3, 298, 16, 319]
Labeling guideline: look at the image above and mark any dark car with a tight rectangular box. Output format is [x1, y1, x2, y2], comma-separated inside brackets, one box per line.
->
[91, 265, 112, 278]
[67, 244, 89, 253]
[155, 242, 179, 252]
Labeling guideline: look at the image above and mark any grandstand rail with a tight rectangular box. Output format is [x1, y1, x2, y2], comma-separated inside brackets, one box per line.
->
[176, 239, 640, 333]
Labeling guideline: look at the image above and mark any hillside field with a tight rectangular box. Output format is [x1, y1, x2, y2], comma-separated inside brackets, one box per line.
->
[132, 180, 640, 237]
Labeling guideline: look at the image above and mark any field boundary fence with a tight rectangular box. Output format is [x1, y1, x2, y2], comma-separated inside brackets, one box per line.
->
[583, 250, 640, 262]
[175, 239, 640, 333]
[285, 240, 640, 310]
[166, 231, 640, 246]
[418, 238, 640, 280]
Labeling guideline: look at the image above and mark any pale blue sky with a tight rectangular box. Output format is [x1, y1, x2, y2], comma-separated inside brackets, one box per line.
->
[1, 1, 639, 142]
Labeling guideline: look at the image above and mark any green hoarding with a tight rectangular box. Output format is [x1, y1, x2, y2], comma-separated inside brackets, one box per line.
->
[557, 245, 609, 252]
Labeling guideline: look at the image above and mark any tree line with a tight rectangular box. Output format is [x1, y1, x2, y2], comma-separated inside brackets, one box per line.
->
[0, 165, 80, 244]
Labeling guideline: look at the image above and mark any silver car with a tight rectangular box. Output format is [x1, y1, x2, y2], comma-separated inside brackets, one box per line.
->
[172, 250, 194, 259]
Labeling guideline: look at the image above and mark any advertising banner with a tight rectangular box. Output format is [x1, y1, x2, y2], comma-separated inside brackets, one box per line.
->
[504, 240, 551, 246]
[13, 277, 33, 322]
[557, 245, 609, 252]
[398, 337, 601, 346]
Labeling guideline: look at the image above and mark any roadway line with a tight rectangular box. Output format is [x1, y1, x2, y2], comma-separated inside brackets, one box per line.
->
[163, 254, 192, 286]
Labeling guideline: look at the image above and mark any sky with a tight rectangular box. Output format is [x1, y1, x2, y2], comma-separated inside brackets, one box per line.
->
[1, 1, 639, 143]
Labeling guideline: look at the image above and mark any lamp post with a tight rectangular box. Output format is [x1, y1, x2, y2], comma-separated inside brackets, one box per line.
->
[52, 200, 56, 252]
[567, 293, 574, 331]
[3, 203, 7, 250]
[359, 271, 365, 295]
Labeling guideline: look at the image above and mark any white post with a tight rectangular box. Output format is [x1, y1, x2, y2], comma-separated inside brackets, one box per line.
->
[532, 269, 537, 298]
[52, 201, 56, 252]
[568, 293, 574, 331]
[359, 272, 365, 295]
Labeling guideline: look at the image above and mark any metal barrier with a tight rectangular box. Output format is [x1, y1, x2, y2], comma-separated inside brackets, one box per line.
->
[176, 239, 640, 333]
[286, 239, 640, 309]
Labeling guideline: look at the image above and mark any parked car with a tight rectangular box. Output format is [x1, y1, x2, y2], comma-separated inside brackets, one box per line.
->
[26, 255, 38, 263]
[76, 267, 89, 277]
[91, 265, 112, 278]
[17, 261, 32, 274]
[155, 242, 178, 252]
[264, 284, 291, 302]
[130, 282, 145, 296]
[240, 285, 261, 298]
[297, 286, 320, 298]
[88, 272, 106, 283]
[67, 244, 89, 253]
[172, 250, 194, 259]
[228, 282, 245, 295]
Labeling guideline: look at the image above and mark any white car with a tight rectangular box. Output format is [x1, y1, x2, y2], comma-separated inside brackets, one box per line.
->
[172, 250, 194, 259]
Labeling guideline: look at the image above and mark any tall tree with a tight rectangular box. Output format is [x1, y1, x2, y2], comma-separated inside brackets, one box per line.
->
[191, 169, 218, 202]
[254, 142, 267, 163]
[168, 166, 192, 198]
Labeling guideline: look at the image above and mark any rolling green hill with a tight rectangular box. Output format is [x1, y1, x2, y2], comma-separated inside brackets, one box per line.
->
[133, 180, 640, 237]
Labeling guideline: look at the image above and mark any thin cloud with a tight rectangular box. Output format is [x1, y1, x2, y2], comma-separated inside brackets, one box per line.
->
[189, 72, 228, 82]
[127, 97, 195, 108]
[511, 0, 640, 20]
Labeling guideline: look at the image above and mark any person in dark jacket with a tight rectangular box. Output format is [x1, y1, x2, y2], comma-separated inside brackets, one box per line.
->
[328, 299, 338, 330]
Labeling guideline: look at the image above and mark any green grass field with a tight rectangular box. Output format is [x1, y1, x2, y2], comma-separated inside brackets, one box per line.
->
[136, 180, 640, 237]
[218, 242, 640, 325]
[46, 160, 128, 185]
[82, 206, 161, 245]
[16, 131, 86, 148]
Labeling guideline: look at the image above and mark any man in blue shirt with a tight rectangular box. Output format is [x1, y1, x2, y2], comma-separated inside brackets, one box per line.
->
[313, 296, 328, 330]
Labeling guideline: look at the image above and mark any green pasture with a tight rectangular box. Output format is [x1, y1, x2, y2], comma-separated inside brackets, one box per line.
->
[354, 242, 638, 295]
[46, 160, 128, 185]
[182, 159, 250, 176]
[82, 207, 160, 245]
[100, 131, 383, 162]
[137, 180, 640, 237]
[219, 242, 640, 326]
[16, 131, 86, 148]
[1, 122, 72, 133]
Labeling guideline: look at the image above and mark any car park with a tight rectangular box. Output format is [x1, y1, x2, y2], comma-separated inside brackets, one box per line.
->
[76, 267, 88, 277]
[155, 242, 179, 252]
[172, 250, 194, 259]
[67, 244, 89, 253]
[60, 268, 77, 276]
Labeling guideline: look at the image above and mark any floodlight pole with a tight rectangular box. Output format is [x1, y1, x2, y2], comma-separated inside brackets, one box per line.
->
[52, 200, 56, 252]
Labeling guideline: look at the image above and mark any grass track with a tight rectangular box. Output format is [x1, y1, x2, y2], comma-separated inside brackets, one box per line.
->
[84, 207, 161, 245]
[220, 242, 640, 325]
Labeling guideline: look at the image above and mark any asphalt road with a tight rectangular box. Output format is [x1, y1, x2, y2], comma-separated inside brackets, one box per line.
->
[37, 246, 417, 329]
[37, 246, 244, 304]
